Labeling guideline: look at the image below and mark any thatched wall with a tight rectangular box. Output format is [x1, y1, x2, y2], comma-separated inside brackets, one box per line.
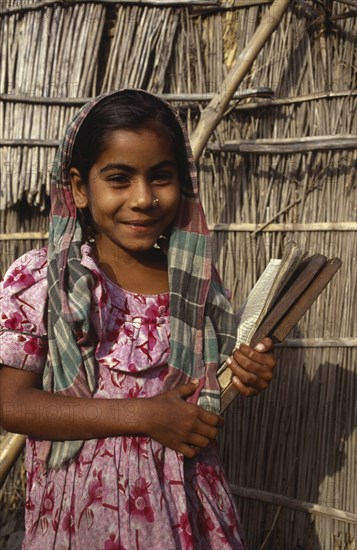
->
[1, 1, 356, 548]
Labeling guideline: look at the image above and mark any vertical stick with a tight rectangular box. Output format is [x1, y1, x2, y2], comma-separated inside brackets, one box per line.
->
[191, 0, 291, 162]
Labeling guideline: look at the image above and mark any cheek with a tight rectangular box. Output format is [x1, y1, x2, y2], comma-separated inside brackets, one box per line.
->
[167, 190, 181, 221]
[85, 200, 111, 228]
[86, 188, 118, 217]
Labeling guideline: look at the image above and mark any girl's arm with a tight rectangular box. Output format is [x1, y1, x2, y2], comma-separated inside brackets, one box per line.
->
[0, 366, 222, 458]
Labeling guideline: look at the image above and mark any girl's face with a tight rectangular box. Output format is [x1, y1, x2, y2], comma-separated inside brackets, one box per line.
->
[70, 126, 181, 262]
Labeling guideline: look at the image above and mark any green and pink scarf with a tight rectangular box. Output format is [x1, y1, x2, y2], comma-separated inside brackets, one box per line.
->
[44, 90, 238, 468]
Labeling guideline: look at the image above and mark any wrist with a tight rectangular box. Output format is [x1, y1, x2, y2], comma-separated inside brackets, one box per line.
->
[135, 396, 156, 438]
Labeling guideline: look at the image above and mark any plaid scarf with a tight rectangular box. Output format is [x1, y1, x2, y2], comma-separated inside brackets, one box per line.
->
[44, 90, 238, 468]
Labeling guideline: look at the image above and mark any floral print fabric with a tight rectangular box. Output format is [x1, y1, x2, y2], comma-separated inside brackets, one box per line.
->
[0, 249, 245, 550]
[0, 250, 48, 372]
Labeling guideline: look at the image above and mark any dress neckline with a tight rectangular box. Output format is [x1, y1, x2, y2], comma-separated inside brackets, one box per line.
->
[100, 268, 170, 298]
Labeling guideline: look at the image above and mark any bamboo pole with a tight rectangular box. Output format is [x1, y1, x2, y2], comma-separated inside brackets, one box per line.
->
[194, 0, 274, 15]
[190, 0, 291, 161]
[0, 88, 274, 105]
[0, 232, 49, 240]
[207, 135, 357, 153]
[0, 0, 219, 16]
[277, 338, 357, 348]
[0, 139, 60, 146]
[233, 90, 357, 110]
[0, 433, 26, 488]
[1, 223, 357, 240]
[322, 0, 356, 7]
[229, 485, 357, 524]
[1, 90, 354, 109]
[206, 222, 357, 231]
[5, 135, 356, 151]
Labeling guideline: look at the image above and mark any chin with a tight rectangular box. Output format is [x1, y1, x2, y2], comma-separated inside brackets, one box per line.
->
[123, 241, 158, 253]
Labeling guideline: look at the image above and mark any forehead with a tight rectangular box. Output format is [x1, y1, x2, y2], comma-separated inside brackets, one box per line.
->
[96, 126, 176, 165]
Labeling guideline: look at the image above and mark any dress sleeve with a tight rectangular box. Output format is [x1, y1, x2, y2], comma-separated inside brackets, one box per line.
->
[0, 248, 49, 374]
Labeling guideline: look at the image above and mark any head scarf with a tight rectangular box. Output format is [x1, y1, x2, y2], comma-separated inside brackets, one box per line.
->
[44, 89, 238, 468]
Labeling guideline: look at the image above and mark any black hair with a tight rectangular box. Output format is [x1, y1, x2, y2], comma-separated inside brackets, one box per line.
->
[70, 90, 187, 184]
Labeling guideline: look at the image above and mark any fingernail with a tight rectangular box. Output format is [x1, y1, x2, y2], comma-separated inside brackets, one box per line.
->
[192, 378, 199, 384]
[232, 376, 239, 384]
[255, 343, 265, 352]
[226, 357, 232, 365]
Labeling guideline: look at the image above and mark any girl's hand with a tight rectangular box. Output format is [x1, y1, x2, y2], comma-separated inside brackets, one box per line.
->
[144, 381, 224, 458]
[226, 337, 276, 397]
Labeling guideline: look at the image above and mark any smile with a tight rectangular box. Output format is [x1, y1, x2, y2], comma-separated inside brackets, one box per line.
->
[121, 220, 159, 232]
[122, 220, 158, 226]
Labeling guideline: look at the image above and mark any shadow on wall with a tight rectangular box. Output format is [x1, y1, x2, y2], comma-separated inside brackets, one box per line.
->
[220, 344, 357, 550]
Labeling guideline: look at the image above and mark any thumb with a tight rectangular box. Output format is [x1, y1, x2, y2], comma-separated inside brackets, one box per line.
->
[176, 379, 200, 399]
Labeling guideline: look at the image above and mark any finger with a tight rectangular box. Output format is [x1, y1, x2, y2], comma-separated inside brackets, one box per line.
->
[254, 337, 275, 352]
[227, 356, 271, 389]
[194, 421, 220, 441]
[228, 354, 274, 383]
[198, 408, 224, 428]
[178, 443, 200, 459]
[234, 366, 270, 390]
[233, 345, 276, 369]
[189, 445, 201, 456]
[176, 380, 199, 399]
[188, 433, 211, 449]
[232, 375, 259, 397]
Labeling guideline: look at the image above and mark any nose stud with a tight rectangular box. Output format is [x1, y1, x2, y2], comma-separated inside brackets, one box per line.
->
[152, 197, 159, 207]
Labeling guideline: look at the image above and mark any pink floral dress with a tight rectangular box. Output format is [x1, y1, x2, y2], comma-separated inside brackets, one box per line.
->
[0, 247, 245, 550]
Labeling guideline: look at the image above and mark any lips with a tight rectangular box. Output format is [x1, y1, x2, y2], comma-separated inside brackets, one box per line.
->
[122, 220, 157, 226]
[120, 220, 160, 233]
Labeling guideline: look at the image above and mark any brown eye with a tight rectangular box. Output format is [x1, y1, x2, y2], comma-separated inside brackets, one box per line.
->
[108, 175, 129, 185]
[152, 173, 171, 184]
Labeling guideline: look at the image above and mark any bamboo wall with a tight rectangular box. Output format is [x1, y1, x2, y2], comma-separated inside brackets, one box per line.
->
[1, 1, 356, 548]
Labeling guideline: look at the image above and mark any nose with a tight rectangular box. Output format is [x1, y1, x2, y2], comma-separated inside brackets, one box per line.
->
[127, 178, 155, 210]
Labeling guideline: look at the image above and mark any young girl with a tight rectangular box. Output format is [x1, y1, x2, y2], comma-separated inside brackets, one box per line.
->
[0, 90, 276, 549]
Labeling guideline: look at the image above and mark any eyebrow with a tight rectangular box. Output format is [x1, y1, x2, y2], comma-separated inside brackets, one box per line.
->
[99, 160, 177, 175]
